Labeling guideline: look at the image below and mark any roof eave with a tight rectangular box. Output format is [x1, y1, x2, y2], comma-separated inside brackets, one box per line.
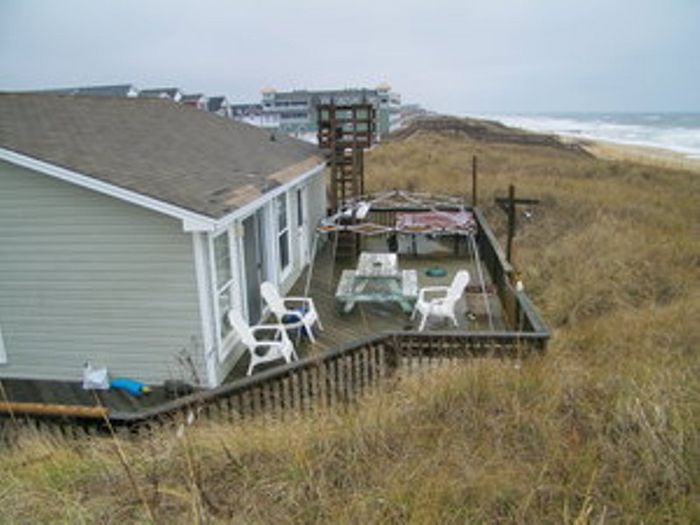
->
[0, 147, 326, 233]
[0, 147, 216, 232]
[211, 160, 326, 233]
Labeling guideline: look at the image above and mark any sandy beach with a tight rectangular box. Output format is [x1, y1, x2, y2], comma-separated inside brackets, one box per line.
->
[562, 136, 700, 173]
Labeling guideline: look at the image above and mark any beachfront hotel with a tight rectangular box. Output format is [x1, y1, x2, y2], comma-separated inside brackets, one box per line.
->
[258, 83, 402, 139]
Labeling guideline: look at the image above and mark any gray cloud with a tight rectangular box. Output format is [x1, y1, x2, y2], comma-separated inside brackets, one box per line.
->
[1, 0, 697, 112]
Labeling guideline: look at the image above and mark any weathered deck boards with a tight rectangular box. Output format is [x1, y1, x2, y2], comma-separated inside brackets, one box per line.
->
[0, 238, 510, 419]
[224, 237, 506, 382]
[0, 378, 170, 416]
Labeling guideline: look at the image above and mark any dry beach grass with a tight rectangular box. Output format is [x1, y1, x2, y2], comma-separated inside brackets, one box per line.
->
[1, 122, 698, 523]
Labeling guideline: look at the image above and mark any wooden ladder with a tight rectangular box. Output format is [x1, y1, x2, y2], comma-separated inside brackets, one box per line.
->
[317, 102, 375, 265]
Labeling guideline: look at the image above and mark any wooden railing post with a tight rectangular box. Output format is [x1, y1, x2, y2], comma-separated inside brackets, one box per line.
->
[0, 327, 549, 437]
[384, 335, 401, 375]
[472, 155, 478, 207]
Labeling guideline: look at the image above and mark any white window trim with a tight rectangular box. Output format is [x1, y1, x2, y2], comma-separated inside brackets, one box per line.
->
[296, 186, 306, 228]
[0, 324, 6, 365]
[276, 193, 293, 282]
[295, 185, 309, 267]
[192, 233, 217, 387]
[237, 208, 268, 322]
[233, 219, 250, 322]
[209, 230, 240, 361]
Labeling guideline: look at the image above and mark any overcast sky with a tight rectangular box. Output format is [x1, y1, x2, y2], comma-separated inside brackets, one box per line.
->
[1, 0, 698, 113]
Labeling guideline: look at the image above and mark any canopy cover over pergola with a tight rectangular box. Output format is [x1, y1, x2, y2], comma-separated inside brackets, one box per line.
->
[317, 190, 478, 236]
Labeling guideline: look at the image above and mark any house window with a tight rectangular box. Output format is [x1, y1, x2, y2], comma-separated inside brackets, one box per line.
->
[213, 232, 235, 341]
[296, 188, 304, 227]
[0, 325, 6, 364]
[276, 194, 290, 273]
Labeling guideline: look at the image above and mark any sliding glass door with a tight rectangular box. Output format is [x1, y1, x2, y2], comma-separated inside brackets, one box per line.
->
[242, 208, 267, 324]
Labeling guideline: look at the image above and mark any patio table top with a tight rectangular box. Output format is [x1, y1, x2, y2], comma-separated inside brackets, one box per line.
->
[356, 252, 400, 278]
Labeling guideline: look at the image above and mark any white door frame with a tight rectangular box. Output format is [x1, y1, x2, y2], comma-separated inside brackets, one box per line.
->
[192, 232, 217, 387]
[0, 324, 7, 365]
[296, 186, 310, 267]
[240, 207, 270, 324]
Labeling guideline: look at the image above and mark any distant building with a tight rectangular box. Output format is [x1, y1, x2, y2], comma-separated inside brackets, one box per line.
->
[181, 93, 208, 111]
[206, 96, 231, 118]
[230, 103, 280, 128]
[139, 87, 184, 102]
[230, 103, 262, 119]
[22, 85, 243, 119]
[30, 84, 140, 98]
[259, 84, 402, 139]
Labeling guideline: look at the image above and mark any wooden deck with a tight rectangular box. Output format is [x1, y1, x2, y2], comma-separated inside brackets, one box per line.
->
[224, 236, 507, 381]
[0, 378, 171, 420]
[0, 207, 550, 434]
[0, 239, 506, 421]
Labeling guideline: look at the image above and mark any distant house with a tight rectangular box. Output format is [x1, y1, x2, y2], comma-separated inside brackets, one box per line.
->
[0, 93, 326, 388]
[33, 84, 140, 97]
[206, 96, 231, 118]
[139, 87, 184, 102]
[181, 93, 208, 111]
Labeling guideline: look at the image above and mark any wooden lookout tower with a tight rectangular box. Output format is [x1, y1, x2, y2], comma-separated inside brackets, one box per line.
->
[317, 102, 376, 261]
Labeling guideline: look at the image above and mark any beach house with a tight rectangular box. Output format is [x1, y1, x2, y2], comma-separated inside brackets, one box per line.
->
[0, 93, 326, 388]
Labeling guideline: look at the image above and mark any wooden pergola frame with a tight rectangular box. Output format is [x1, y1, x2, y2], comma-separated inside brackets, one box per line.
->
[317, 190, 477, 236]
[306, 190, 494, 329]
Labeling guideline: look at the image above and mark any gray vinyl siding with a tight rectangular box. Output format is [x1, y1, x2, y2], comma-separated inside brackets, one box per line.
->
[211, 169, 327, 383]
[306, 168, 327, 256]
[278, 169, 327, 294]
[0, 160, 204, 385]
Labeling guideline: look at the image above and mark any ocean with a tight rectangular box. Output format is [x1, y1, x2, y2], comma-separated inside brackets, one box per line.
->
[469, 112, 700, 159]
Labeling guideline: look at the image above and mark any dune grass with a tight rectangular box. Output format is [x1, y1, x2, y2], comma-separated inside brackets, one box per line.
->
[1, 130, 698, 523]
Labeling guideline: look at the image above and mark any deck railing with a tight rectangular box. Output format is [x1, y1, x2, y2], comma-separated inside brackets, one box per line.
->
[0, 330, 547, 441]
[108, 330, 546, 427]
[117, 205, 548, 427]
[473, 208, 548, 333]
[366, 205, 548, 334]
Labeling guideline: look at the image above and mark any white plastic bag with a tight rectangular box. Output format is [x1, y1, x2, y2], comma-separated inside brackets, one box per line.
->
[82, 362, 109, 390]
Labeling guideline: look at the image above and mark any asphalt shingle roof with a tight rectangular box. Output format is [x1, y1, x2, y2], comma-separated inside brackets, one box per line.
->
[181, 93, 205, 102]
[207, 96, 226, 112]
[0, 93, 323, 219]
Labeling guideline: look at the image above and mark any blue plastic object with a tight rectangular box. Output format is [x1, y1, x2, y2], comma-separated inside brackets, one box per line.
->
[282, 307, 309, 337]
[110, 378, 151, 396]
[425, 267, 448, 278]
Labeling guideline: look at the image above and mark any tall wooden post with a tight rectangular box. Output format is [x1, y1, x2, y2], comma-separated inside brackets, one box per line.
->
[471, 155, 478, 207]
[495, 186, 540, 290]
[506, 184, 515, 264]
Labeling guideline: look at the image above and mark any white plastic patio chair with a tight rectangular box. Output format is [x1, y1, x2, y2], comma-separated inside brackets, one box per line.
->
[228, 310, 297, 376]
[411, 270, 470, 331]
[260, 281, 323, 343]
